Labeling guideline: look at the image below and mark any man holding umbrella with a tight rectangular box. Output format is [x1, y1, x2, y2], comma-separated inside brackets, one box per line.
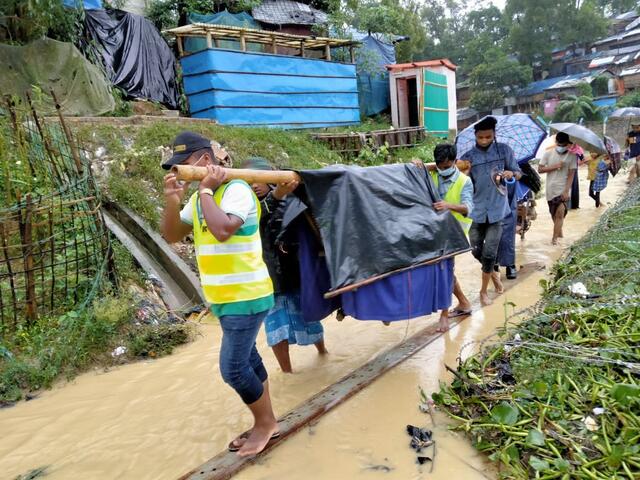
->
[625, 122, 640, 183]
[459, 116, 522, 306]
[538, 131, 577, 245]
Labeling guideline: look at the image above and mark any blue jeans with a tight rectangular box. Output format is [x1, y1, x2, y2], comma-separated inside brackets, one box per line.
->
[219, 312, 269, 404]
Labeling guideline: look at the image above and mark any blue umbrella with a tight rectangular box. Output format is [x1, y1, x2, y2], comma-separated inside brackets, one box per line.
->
[455, 114, 548, 165]
[609, 107, 640, 118]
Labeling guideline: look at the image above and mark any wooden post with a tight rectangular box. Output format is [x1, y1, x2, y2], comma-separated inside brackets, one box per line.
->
[325, 43, 331, 61]
[240, 32, 246, 51]
[51, 90, 83, 175]
[20, 194, 37, 322]
[271, 36, 277, 54]
[206, 33, 212, 49]
[214, 37, 220, 48]
[300, 40, 305, 58]
[0, 221, 18, 330]
[177, 36, 184, 56]
[349, 45, 355, 63]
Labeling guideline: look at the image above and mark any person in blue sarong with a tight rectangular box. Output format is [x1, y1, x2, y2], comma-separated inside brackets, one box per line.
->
[244, 158, 328, 374]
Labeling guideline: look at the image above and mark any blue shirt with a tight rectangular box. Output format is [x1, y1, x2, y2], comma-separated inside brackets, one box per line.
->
[461, 142, 520, 224]
[434, 169, 474, 217]
[628, 130, 640, 158]
[593, 160, 609, 192]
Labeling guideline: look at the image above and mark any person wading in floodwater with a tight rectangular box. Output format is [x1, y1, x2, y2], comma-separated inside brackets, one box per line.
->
[160, 131, 279, 457]
[459, 116, 522, 306]
[242, 157, 328, 374]
[538, 131, 577, 246]
[413, 143, 474, 331]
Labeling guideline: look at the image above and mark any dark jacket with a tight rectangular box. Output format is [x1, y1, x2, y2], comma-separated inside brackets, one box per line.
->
[259, 191, 301, 294]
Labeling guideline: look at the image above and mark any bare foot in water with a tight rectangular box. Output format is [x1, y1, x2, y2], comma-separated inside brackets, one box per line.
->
[436, 313, 450, 333]
[237, 422, 280, 457]
[480, 291, 493, 306]
[491, 272, 504, 294]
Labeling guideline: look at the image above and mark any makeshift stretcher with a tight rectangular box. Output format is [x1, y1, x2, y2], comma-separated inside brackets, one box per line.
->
[173, 163, 470, 322]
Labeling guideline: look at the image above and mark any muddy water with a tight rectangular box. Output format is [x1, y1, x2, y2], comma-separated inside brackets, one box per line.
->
[0, 170, 627, 480]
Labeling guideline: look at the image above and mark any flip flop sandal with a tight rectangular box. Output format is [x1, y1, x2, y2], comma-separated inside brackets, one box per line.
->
[448, 309, 472, 319]
[228, 431, 281, 452]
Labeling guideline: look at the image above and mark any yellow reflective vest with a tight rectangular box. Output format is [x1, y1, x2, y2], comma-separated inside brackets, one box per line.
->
[430, 170, 473, 235]
[191, 180, 274, 307]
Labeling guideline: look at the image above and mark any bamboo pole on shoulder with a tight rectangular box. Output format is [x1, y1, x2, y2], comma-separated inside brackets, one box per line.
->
[171, 165, 300, 184]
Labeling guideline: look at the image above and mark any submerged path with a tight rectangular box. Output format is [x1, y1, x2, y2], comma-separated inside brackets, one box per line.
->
[0, 169, 626, 480]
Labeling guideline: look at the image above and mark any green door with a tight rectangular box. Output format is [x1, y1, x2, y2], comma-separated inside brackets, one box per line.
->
[423, 70, 449, 138]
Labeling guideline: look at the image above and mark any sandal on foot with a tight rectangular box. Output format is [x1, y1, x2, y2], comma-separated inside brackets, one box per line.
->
[448, 309, 472, 319]
[228, 431, 281, 452]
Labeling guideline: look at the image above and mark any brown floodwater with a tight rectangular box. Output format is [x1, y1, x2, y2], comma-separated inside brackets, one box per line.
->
[0, 169, 627, 480]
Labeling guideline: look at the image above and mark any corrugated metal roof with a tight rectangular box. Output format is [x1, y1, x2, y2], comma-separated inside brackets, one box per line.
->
[594, 27, 640, 45]
[626, 16, 640, 31]
[517, 72, 592, 97]
[457, 107, 478, 121]
[252, 0, 328, 26]
[615, 54, 631, 64]
[616, 10, 639, 21]
[609, 44, 640, 55]
[564, 50, 601, 63]
[589, 55, 616, 68]
[621, 66, 640, 76]
[546, 71, 606, 90]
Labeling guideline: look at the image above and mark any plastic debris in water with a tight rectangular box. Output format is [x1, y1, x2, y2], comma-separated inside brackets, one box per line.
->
[406, 425, 432, 442]
[592, 407, 606, 416]
[416, 456, 432, 465]
[111, 346, 127, 357]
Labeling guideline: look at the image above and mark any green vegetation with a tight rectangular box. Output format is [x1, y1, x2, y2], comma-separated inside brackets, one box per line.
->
[616, 91, 640, 108]
[433, 183, 640, 479]
[468, 49, 532, 112]
[78, 121, 437, 227]
[0, 112, 193, 405]
[553, 94, 602, 123]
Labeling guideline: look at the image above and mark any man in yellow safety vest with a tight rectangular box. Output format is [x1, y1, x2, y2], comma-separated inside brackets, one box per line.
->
[415, 143, 474, 332]
[160, 131, 281, 457]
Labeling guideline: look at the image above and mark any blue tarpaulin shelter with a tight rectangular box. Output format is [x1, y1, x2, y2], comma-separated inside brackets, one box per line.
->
[181, 49, 359, 127]
[185, 10, 263, 53]
[356, 34, 395, 117]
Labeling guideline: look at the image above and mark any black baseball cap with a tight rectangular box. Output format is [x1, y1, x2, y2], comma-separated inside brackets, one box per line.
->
[474, 116, 498, 132]
[162, 131, 212, 170]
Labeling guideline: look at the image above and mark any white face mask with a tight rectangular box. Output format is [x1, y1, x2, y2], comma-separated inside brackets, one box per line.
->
[437, 166, 456, 177]
[556, 146, 568, 154]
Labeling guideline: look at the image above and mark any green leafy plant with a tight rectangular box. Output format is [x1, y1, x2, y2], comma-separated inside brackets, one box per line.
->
[432, 183, 640, 479]
[2, 0, 84, 44]
[553, 94, 601, 123]
[616, 90, 640, 108]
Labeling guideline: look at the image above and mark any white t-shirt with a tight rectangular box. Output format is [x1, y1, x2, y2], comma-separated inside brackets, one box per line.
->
[180, 182, 256, 226]
[540, 149, 578, 201]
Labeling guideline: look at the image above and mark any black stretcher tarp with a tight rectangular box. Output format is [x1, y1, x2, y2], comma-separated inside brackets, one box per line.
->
[83, 9, 180, 109]
[297, 164, 470, 292]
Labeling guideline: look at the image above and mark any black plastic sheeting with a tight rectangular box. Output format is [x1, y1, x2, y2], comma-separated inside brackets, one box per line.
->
[83, 9, 179, 109]
[298, 164, 470, 292]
